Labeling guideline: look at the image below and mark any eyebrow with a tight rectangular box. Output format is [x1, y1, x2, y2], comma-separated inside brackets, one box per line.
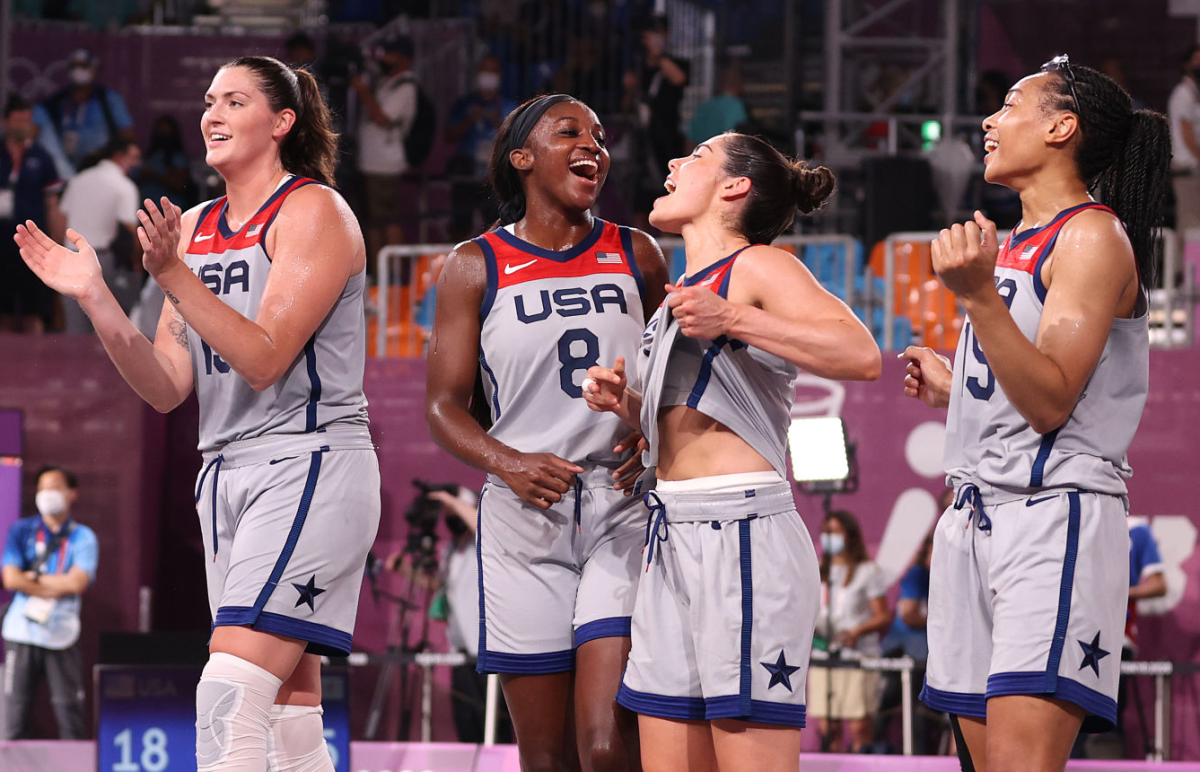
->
[204, 90, 252, 100]
[695, 143, 712, 153]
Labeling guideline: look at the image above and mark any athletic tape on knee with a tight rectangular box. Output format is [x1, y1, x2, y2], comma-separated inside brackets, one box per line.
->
[268, 704, 334, 772]
[196, 652, 283, 772]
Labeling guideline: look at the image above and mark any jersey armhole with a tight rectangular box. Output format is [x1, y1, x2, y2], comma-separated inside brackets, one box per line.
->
[258, 178, 320, 262]
[619, 226, 647, 301]
[476, 236, 499, 321]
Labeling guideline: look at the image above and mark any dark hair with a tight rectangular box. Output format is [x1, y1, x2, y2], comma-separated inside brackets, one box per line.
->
[718, 133, 836, 244]
[149, 114, 185, 157]
[104, 137, 140, 159]
[819, 510, 869, 584]
[36, 465, 78, 489]
[285, 32, 316, 55]
[1041, 63, 1170, 288]
[488, 95, 583, 225]
[1182, 44, 1200, 71]
[4, 94, 32, 118]
[223, 56, 338, 186]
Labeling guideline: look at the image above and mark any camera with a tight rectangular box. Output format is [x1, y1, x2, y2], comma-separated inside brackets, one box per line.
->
[403, 479, 461, 573]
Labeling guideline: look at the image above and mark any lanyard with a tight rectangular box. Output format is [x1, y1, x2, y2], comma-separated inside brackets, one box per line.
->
[35, 527, 70, 574]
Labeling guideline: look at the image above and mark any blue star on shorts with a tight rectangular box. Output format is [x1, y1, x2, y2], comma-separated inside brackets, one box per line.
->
[1077, 631, 1110, 677]
[761, 650, 801, 692]
[293, 575, 327, 611]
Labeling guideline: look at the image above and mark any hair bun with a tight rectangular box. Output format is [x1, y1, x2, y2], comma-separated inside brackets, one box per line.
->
[793, 164, 836, 214]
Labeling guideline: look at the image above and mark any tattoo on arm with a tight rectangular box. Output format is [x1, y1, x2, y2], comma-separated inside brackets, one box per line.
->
[164, 289, 180, 305]
[168, 304, 189, 350]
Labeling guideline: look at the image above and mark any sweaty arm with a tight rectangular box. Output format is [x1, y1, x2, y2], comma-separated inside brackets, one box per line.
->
[150, 186, 361, 393]
[425, 243, 582, 509]
[725, 245, 881, 380]
[959, 211, 1137, 434]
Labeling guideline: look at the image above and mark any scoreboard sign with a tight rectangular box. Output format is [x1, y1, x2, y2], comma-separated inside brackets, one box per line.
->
[96, 665, 350, 772]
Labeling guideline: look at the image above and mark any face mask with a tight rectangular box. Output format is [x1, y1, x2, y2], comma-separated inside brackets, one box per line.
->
[69, 67, 94, 86]
[476, 72, 501, 93]
[820, 532, 845, 556]
[36, 490, 68, 518]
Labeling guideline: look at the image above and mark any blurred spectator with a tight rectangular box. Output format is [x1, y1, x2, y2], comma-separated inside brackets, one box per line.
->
[353, 34, 419, 264]
[384, 486, 512, 743]
[1099, 57, 1145, 111]
[1, 466, 98, 740]
[623, 13, 689, 229]
[284, 32, 319, 71]
[1168, 45, 1200, 233]
[810, 510, 892, 753]
[59, 138, 142, 333]
[872, 488, 952, 754]
[687, 63, 749, 146]
[136, 115, 192, 211]
[35, 49, 135, 173]
[444, 56, 515, 240]
[1, 95, 64, 333]
[1117, 518, 1167, 749]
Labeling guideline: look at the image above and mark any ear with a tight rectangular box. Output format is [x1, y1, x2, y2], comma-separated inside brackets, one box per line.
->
[718, 175, 751, 202]
[273, 108, 297, 140]
[66, 489, 79, 507]
[1045, 110, 1080, 149]
[509, 147, 534, 172]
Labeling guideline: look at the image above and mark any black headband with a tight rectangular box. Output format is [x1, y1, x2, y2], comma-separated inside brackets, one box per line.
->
[509, 94, 574, 152]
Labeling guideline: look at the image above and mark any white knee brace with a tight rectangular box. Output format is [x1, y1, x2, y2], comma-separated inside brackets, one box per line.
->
[268, 704, 335, 772]
[196, 653, 283, 772]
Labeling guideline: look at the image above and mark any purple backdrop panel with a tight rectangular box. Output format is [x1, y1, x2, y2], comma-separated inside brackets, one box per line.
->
[0, 408, 23, 455]
[0, 460, 22, 560]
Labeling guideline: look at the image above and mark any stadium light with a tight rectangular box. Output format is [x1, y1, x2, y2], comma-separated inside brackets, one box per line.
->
[788, 416, 857, 510]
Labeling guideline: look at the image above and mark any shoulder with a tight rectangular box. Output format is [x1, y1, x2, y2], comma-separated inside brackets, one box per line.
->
[70, 524, 98, 544]
[626, 227, 664, 260]
[1054, 208, 1134, 263]
[734, 244, 808, 280]
[445, 237, 488, 274]
[277, 182, 354, 227]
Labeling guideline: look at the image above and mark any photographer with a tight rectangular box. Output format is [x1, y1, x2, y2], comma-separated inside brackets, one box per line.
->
[385, 485, 511, 743]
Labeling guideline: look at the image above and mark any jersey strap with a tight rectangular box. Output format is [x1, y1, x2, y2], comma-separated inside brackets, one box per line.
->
[185, 176, 319, 257]
[997, 203, 1116, 301]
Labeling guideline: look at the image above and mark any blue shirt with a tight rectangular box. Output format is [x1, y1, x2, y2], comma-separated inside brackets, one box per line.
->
[2, 516, 98, 650]
[35, 86, 133, 169]
[0, 141, 62, 228]
[447, 93, 516, 176]
[1129, 523, 1163, 588]
[881, 564, 929, 660]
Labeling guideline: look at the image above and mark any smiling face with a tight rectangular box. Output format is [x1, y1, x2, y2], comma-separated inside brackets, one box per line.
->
[516, 100, 610, 212]
[981, 71, 1078, 187]
[201, 65, 293, 175]
[649, 135, 733, 234]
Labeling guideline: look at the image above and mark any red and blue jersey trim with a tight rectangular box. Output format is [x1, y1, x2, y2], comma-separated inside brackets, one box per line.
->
[996, 202, 1116, 303]
[681, 245, 754, 299]
[476, 218, 641, 320]
[186, 176, 319, 260]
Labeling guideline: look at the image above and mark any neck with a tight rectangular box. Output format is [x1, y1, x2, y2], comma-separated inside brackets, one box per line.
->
[513, 198, 594, 250]
[220, 159, 288, 229]
[679, 218, 749, 277]
[41, 511, 70, 532]
[1015, 168, 1092, 230]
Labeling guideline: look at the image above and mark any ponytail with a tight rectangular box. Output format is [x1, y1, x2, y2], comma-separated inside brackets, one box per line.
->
[223, 56, 338, 187]
[1047, 63, 1171, 288]
[720, 132, 836, 244]
[1092, 109, 1170, 288]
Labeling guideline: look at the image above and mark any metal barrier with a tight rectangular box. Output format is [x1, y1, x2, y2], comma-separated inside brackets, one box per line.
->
[878, 228, 1195, 352]
[373, 233, 861, 359]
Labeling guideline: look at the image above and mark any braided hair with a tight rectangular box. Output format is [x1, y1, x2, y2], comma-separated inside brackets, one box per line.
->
[1041, 63, 1171, 288]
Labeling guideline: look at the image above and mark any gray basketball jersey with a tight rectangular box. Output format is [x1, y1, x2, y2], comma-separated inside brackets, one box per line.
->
[184, 178, 369, 453]
[476, 219, 647, 467]
[943, 203, 1149, 496]
[639, 249, 800, 478]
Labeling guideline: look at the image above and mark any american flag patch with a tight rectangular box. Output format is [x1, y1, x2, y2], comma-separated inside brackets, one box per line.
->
[246, 223, 262, 236]
[595, 251, 622, 264]
[1020, 244, 1036, 260]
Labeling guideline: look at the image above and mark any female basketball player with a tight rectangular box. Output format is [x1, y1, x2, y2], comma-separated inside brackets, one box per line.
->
[582, 132, 880, 772]
[425, 94, 669, 772]
[901, 56, 1170, 772]
[16, 56, 377, 772]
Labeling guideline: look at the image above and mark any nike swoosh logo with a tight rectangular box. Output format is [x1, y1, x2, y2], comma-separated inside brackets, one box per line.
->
[194, 232, 215, 242]
[504, 259, 537, 275]
[1026, 494, 1059, 507]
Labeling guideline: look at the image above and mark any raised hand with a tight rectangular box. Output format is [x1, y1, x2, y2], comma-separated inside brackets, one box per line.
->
[900, 346, 953, 408]
[494, 451, 584, 510]
[932, 210, 1000, 300]
[14, 221, 104, 301]
[665, 282, 734, 339]
[136, 197, 185, 278]
[582, 356, 627, 413]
